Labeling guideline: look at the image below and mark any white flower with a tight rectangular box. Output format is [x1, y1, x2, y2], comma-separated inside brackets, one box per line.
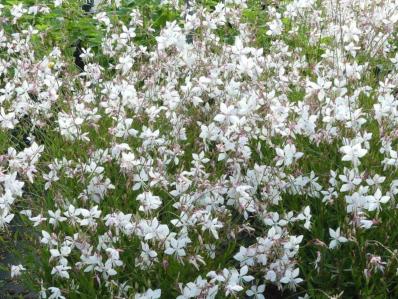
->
[366, 174, 385, 186]
[275, 144, 303, 167]
[266, 270, 277, 282]
[214, 103, 239, 124]
[280, 268, 303, 290]
[51, 264, 71, 279]
[267, 18, 283, 36]
[133, 168, 149, 190]
[165, 236, 190, 258]
[192, 151, 210, 165]
[116, 55, 133, 75]
[367, 189, 390, 211]
[137, 192, 162, 213]
[345, 192, 367, 214]
[329, 227, 348, 249]
[10, 264, 26, 278]
[0, 208, 14, 228]
[48, 287, 65, 299]
[0, 190, 14, 210]
[80, 48, 94, 62]
[78, 206, 101, 228]
[50, 246, 71, 266]
[0, 108, 17, 129]
[238, 265, 254, 283]
[48, 209, 67, 227]
[296, 206, 312, 230]
[246, 284, 265, 299]
[340, 142, 367, 166]
[339, 168, 361, 193]
[139, 218, 170, 241]
[135, 288, 161, 299]
[40, 230, 58, 246]
[360, 219, 374, 229]
[201, 215, 223, 239]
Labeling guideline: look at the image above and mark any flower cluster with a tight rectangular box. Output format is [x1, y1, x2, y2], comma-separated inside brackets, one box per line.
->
[2, 0, 398, 297]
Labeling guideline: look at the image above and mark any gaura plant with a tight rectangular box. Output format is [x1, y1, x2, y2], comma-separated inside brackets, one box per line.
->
[1, 0, 398, 298]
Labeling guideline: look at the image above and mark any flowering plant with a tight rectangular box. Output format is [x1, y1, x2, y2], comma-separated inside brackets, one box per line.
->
[1, 0, 398, 298]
